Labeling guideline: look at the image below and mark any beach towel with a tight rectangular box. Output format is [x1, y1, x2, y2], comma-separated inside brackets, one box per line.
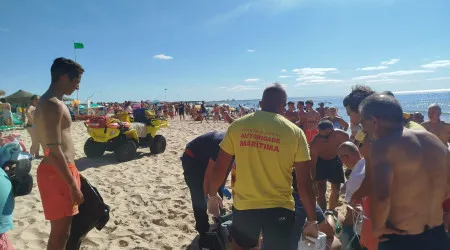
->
[0, 133, 27, 152]
[0, 142, 22, 167]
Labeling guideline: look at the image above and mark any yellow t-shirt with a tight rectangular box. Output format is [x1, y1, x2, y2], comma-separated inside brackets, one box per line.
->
[220, 110, 310, 211]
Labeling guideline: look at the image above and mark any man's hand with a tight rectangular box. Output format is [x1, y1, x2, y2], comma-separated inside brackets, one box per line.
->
[70, 186, 84, 206]
[303, 221, 319, 239]
[207, 193, 223, 217]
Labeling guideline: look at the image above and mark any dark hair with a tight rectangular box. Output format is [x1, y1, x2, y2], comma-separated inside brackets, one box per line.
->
[343, 85, 375, 113]
[31, 95, 38, 101]
[0, 98, 5, 103]
[317, 120, 334, 130]
[287, 101, 294, 105]
[51, 57, 84, 84]
[319, 102, 324, 106]
[305, 100, 313, 106]
[297, 101, 304, 106]
[381, 91, 395, 97]
[360, 94, 403, 124]
[261, 83, 287, 112]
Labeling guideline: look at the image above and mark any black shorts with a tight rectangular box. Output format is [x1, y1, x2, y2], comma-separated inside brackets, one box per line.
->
[179, 110, 184, 115]
[379, 224, 450, 250]
[315, 156, 345, 184]
[231, 207, 294, 249]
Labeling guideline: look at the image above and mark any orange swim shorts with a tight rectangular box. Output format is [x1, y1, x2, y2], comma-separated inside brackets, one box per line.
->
[304, 129, 319, 143]
[37, 162, 81, 220]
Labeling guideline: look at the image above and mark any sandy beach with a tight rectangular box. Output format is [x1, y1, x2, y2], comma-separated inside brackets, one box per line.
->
[8, 118, 345, 249]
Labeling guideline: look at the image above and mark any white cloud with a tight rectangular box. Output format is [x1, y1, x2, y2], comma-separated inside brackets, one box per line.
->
[365, 79, 401, 83]
[352, 70, 433, 80]
[153, 54, 173, 60]
[245, 78, 260, 83]
[279, 75, 293, 78]
[281, 69, 287, 73]
[296, 79, 343, 86]
[230, 85, 261, 91]
[426, 76, 450, 81]
[421, 60, 450, 69]
[292, 68, 338, 75]
[296, 75, 326, 81]
[380, 59, 400, 65]
[357, 66, 388, 71]
[247, 49, 255, 52]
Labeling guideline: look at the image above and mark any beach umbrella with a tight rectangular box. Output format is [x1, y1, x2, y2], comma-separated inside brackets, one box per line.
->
[5, 90, 35, 104]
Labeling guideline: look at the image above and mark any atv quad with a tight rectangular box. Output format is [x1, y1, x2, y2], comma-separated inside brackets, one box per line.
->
[84, 109, 169, 162]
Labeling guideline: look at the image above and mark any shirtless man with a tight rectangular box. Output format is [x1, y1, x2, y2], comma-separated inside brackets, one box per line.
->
[310, 120, 349, 211]
[359, 94, 450, 250]
[316, 102, 326, 118]
[34, 57, 84, 250]
[422, 104, 450, 146]
[303, 100, 321, 143]
[284, 101, 298, 123]
[296, 101, 306, 129]
[320, 107, 349, 131]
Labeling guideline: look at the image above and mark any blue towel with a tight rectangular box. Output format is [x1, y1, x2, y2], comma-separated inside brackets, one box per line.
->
[0, 142, 22, 167]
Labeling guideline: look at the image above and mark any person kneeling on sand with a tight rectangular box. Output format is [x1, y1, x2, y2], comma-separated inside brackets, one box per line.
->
[181, 131, 232, 248]
[360, 94, 450, 250]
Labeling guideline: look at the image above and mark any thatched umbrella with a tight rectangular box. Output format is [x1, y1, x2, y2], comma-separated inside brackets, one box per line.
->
[5, 90, 35, 105]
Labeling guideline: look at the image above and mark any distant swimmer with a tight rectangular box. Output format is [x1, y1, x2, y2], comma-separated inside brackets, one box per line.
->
[422, 104, 450, 146]
[320, 106, 349, 131]
[303, 100, 321, 143]
[360, 94, 450, 250]
[34, 58, 85, 249]
[284, 101, 298, 123]
[309, 120, 349, 211]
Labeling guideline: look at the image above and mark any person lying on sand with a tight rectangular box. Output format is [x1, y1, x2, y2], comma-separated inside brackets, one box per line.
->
[34, 57, 84, 250]
[360, 94, 450, 250]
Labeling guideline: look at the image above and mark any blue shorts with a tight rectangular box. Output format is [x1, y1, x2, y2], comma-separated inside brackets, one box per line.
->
[288, 193, 326, 250]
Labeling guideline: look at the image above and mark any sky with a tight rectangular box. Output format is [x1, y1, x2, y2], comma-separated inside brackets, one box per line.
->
[1, 0, 450, 102]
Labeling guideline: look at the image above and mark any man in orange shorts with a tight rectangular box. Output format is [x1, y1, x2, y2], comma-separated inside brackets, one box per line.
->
[303, 100, 321, 143]
[34, 57, 85, 250]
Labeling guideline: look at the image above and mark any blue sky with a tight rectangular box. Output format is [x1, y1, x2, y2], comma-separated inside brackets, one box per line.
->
[1, 0, 450, 102]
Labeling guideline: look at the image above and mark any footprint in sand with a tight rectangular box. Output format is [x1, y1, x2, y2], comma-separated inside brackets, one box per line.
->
[119, 240, 129, 247]
[151, 218, 168, 227]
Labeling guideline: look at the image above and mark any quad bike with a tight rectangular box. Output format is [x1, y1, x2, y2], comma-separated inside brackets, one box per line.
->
[84, 109, 169, 162]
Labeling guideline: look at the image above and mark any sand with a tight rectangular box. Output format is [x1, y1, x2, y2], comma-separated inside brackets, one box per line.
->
[8, 117, 345, 249]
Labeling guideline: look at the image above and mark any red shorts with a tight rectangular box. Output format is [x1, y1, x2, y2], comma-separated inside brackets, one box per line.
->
[304, 129, 319, 143]
[37, 162, 81, 220]
[443, 198, 450, 212]
[0, 233, 13, 250]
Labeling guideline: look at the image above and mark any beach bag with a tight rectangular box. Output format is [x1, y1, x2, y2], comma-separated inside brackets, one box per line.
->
[67, 175, 110, 250]
[88, 116, 108, 128]
[2, 158, 33, 197]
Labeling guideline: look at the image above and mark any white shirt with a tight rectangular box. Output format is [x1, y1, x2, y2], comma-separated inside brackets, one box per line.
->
[345, 158, 366, 203]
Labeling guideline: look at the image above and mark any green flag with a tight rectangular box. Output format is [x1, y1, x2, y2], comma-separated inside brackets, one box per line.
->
[74, 42, 84, 49]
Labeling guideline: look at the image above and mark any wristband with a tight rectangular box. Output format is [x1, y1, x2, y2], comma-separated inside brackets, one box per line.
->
[305, 220, 318, 224]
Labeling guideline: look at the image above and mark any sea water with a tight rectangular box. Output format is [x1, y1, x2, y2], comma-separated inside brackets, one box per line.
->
[213, 91, 450, 123]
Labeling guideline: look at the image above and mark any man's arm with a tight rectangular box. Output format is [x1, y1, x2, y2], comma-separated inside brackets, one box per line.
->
[205, 149, 234, 196]
[339, 117, 349, 131]
[350, 137, 371, 201]
[369, 142, 393, 237]
[42, 101, 78, 189]
[295, 161, 317, 222]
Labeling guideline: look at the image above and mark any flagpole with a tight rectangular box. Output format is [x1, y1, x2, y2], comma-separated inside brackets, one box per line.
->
[73, 40, 79, 102]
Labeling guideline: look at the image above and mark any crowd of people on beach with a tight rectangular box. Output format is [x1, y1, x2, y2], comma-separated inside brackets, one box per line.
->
[1, 57, 450, 250]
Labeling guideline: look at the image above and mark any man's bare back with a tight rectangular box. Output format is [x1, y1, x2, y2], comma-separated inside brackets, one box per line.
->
[284, 110, 298, 123]
[311, 130, 349, 160]
[371, 129, 449, 234]
[35, 94, 75, 164]
[422, 121, 450, 146]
